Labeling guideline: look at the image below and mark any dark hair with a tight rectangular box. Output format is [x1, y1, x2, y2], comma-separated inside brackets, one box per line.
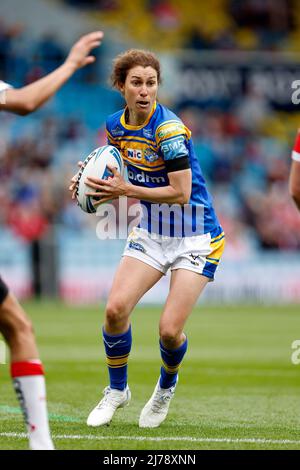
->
[111, 49, 161, 89]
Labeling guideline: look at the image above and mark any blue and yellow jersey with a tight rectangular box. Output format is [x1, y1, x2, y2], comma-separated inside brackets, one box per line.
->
[106, 101, 221, 237]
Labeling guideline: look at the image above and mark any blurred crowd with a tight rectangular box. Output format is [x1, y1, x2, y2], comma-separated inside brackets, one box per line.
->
[0, 19, 101, 86]
[0, 107, 102, 242]
[64, 0, 296, 52]
[1, 90, 299, 255]
[178, 105, 300, 255]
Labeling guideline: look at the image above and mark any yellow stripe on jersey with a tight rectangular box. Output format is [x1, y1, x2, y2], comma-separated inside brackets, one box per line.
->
[112, 135, 157, 148]
[122, 156, 165, 171]
[156, 120, 192, 145]
[106, 130, 118, 144]
[107, 130, 156, 148]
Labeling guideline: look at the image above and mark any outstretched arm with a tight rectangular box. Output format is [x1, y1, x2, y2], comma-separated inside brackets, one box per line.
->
[0, 31, 103, 115]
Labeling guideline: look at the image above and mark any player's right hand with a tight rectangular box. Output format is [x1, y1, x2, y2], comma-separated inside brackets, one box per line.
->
[65, 31, 104, 71]
[69, 161, 84, 199]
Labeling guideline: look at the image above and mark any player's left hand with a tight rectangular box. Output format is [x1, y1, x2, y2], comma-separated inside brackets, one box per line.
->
[85, 164, 129, 205]
[65, 31, 104, 71]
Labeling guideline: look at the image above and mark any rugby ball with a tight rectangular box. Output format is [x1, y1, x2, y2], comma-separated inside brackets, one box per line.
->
[76, 145, 124, 213]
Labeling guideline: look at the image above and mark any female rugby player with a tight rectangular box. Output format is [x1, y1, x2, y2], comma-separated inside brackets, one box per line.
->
[71, 49, 225, 428]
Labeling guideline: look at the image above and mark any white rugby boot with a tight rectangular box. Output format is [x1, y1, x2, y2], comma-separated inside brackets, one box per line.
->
[87, 385, 131, 426]
[139, 378, 177, 428]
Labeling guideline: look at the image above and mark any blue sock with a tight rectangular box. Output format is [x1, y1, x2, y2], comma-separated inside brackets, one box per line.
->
[159, 336, 188, 389]
[102, 325, 132, 391]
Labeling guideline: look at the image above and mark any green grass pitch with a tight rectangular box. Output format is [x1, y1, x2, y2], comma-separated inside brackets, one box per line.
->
[0, 301, 300, 450]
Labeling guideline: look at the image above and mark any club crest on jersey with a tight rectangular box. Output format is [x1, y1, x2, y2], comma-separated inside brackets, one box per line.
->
[144, 147, 159, 163]
[127, 148, 143, 160]
[111, 126, 124, 137]
[143, 128, 153, 139]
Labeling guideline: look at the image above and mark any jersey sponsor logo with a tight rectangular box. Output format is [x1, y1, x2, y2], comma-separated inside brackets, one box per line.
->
[127, 169, 167, 184]
[157, 122, 185, 139]
[127, 148, 143, 160]
[161, 136, 187, 160]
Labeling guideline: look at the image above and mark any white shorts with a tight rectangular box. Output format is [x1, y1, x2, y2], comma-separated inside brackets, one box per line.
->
[123, 226, 225, 280]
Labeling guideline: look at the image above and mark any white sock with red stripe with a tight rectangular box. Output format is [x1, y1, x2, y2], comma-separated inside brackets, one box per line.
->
[11, 360, 54, 450]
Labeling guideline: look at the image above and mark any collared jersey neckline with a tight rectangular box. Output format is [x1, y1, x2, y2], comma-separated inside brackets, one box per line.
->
[120, 101, 157, 130]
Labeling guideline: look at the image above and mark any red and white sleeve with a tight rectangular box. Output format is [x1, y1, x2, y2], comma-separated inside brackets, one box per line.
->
[292, 130, 300, 162]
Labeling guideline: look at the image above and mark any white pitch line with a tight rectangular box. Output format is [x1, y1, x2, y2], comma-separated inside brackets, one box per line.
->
[1, 432, 300, 446]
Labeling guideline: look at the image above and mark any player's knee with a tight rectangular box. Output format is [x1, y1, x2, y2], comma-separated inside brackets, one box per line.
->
[159, 326, 182, 349]
[105, 300, 128, 328]
[0, 298, 34, 341]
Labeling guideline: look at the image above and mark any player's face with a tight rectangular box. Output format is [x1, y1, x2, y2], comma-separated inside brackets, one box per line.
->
[120, 66, 158, 125]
